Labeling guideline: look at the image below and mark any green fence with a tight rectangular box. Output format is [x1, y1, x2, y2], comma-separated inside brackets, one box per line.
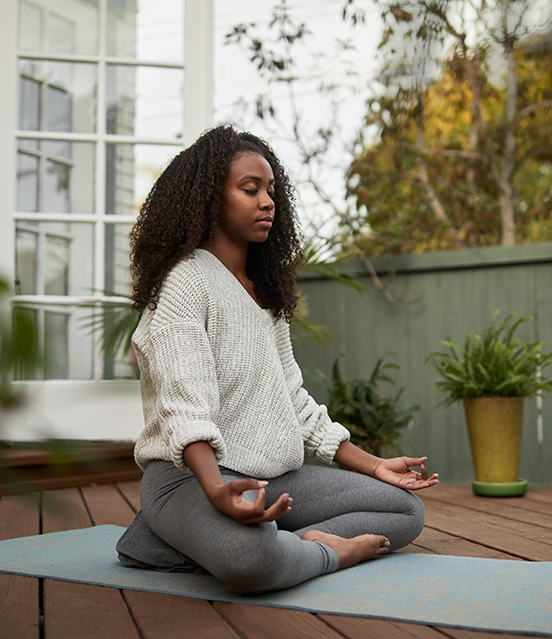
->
[295, 242, 552, 485]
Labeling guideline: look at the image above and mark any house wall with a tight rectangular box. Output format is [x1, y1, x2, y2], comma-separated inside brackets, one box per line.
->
[294, 243, 552, 485]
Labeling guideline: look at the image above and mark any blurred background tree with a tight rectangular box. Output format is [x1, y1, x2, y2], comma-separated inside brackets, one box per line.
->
[227, 0, 552, 258]
[344, 0, 552, 255]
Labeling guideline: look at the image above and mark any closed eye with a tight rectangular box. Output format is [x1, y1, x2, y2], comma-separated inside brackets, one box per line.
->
[245, 189, 258, 195]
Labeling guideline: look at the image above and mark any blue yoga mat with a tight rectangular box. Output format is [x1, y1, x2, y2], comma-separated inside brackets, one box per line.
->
[0, 525, 551, 636]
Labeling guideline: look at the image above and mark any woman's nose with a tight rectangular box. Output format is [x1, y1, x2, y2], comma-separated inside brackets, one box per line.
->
[260, 191, 275, 210]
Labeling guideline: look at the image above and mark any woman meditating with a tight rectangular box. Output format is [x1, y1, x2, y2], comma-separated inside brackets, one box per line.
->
[117, 125, 439, 594]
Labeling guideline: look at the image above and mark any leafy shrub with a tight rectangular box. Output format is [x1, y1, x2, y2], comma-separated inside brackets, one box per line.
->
[315, 354, 419, 456]
[426, 312, 552, 409]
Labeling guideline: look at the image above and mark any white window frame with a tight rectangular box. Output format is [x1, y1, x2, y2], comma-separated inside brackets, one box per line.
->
[0, 0, 213, 441]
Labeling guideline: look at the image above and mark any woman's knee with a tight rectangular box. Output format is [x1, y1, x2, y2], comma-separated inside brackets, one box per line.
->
[212, 527, 291, 594]
[406, 491, 426, 540]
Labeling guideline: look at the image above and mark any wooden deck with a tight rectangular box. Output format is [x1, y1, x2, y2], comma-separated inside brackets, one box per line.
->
[1, 481, 551, 639]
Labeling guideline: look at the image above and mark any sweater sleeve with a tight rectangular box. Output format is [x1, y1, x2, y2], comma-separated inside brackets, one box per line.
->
[146, 320, 227, 472]
[275, 322, 350, 465]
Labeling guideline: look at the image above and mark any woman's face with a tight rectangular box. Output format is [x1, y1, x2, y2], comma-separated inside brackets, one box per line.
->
[215, 152, 276, 249]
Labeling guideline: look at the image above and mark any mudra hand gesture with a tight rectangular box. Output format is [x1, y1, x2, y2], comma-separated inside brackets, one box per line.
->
[372, 456, 439, 490]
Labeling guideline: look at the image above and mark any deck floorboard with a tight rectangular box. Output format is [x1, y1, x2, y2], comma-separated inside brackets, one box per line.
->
[1, 482, 550, 638]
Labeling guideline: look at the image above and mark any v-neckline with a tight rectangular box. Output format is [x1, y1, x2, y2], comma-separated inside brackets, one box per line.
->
[197, 249, 272, 317]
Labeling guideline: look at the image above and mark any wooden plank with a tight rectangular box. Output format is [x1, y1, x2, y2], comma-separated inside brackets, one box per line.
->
[116, 481, 141, 513]
[0, 469, 142, 494]
[319, 615, 446, 639]
[80, 484, 137, 527]
[425, 491, 552, 529]
[214, 602, 343, 639]
[420, 496, 552, 550]
[0, 493, 40, 540]
[43, 580, 140, 639]
[423, 509, 552, 561]
[525, 487, 552, 503]
[427, 484, 552, 517]
[412, 526, 521, 560]
[0, 574, 39, 639]
[42, 488, 93, 534]
[123, 590, 240, 639]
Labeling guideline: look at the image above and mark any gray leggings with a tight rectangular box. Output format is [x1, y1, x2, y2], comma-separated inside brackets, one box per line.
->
[135, 461, 425, 594]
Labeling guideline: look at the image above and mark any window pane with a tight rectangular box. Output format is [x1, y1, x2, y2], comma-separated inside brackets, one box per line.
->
[17, 152, 39, 212]
[13, 308, 38, 381]
[44, 311, 69, 379]
[19, 77, 40, 130]
[104, 223, 132, 296]
[48, 13, 73, 54]
[16, 140, 95, 214]
[18, 60, 97, 134]
[105, 143, 178, 215]
[46, 86, 71, 131]
[44, 158, 70, 213]
[45, 235, 69, 295]
[15, 221, 95, 297]
[106, 0, 183, 63]
[106, 65, 183, 139]
[18, 0, 99, 56]
[15, 228, 38, 295]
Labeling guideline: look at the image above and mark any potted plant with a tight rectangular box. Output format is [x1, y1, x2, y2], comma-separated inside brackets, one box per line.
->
[314, 354, 419, 457]
[427, 312, 552, 496]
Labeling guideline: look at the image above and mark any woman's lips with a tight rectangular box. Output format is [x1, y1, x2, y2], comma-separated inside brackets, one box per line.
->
[256, 218, 273, 228]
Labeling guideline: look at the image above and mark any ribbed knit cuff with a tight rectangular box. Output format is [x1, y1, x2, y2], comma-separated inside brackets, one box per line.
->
[168, 420, 227, 472]
[314, 422, 350, 466]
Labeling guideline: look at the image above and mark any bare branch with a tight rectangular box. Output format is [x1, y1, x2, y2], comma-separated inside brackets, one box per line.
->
[519, 101, 552, 117]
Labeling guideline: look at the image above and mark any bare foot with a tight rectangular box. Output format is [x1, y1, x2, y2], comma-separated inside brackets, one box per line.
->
[301, 530, 390, 570]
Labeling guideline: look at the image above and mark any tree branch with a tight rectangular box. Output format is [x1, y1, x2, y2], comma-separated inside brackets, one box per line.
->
[519, 101, 552, 117]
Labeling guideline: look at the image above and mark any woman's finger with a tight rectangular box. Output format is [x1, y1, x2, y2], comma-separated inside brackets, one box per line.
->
[253, 485, 267, 511]
[260, 493, 292, 521]
[229, 478, 268, 495]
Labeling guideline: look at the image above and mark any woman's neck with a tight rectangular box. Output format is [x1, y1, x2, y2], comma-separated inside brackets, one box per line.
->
[203, 237, 248, 281]
[202, 239, 261, 306]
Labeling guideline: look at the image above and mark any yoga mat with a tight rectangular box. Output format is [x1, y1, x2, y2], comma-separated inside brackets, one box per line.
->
[1, 525, 551, 636]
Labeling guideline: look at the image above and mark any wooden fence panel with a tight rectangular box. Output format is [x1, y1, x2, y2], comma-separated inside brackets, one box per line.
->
[295, 244, 552, 485]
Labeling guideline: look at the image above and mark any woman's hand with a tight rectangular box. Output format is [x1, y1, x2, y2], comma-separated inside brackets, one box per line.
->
[334, 442, 438, 491]
[207, 479, 292, 525]
[372, 456, 439, 491]
[183, 441, 292, 524]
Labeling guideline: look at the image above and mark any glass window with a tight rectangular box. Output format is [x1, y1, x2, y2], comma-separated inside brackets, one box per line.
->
[44, 311, 69, 378]
[15, 221, 95, 297]
[15, 0, 187, 381]
[16, 140, 95, 214]
[18, 0, 99, 56]
[18, 60, 97, 134]
[17, 153, 39, 212]
[106, 65, 183, 138]
[105, 143, 177, 215]
[104, 223, 133, 296]
[18, 77, 40, 130]
[106, 0, 183, 62]
[15, 229, 38, 295]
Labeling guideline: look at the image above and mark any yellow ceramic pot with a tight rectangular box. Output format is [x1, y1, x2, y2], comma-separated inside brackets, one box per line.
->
[463, 397, 524, 483]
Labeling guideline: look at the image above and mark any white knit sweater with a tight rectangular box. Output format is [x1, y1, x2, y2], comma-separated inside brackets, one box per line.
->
[132, 249, 350, 478]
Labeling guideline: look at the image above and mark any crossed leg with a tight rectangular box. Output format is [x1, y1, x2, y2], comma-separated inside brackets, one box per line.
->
[136, 461, 425, 594]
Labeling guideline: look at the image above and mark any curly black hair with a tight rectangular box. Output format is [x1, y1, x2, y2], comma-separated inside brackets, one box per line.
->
[130, 125, 303, 320]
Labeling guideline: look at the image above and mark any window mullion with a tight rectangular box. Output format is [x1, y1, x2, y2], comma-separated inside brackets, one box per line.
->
[93, 0, 108, 381]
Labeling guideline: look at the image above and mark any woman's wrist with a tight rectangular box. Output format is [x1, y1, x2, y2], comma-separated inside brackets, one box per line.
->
[183, 441, 225, 503]
[333, 441, 381, 476]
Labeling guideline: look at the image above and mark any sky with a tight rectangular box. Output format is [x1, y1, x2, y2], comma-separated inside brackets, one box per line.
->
[213, 0, 384, 244]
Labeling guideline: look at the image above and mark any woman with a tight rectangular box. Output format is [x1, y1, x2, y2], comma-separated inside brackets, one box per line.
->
[117, 125, 439, 594]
